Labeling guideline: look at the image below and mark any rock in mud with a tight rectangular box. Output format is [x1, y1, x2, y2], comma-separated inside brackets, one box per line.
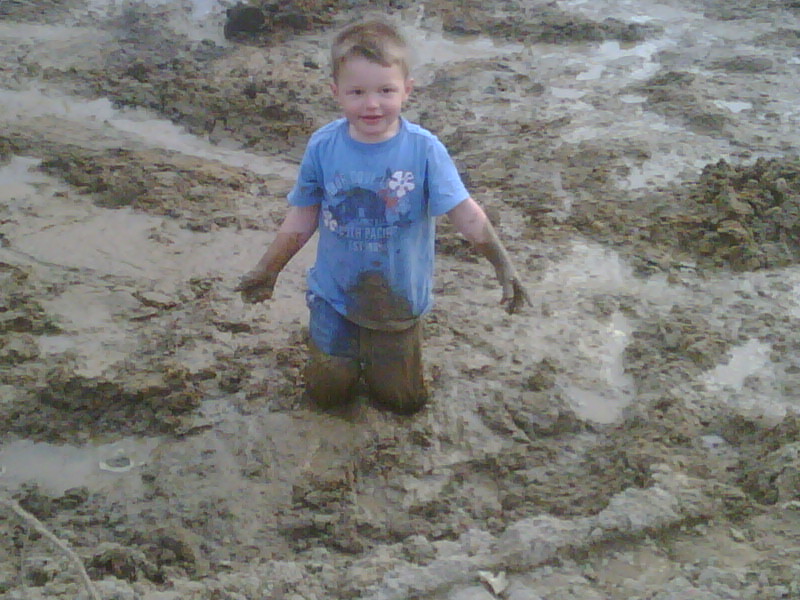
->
[742, 442, 800, 505]
[89, 543, 160, 583]
[224, 4, 266, 40]
[0, 333, 39, 364]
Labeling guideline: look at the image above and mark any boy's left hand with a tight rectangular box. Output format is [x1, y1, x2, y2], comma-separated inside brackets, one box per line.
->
[234, 269, 278, 304]
[501, 275, 532, 315]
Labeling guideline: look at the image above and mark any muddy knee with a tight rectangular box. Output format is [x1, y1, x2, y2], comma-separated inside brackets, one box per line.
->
[304, 342, 360, 408]
[363, 360, 427, 414]
[361, 322, 426, 414]
[367, 379, 428, 415]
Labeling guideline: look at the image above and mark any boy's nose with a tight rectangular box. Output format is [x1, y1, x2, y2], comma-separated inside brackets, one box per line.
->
[365, 93, 380, 107]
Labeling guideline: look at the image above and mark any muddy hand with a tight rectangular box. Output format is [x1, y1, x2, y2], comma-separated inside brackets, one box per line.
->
[501, 275, 532, 315]
[234, 270, 277, 304]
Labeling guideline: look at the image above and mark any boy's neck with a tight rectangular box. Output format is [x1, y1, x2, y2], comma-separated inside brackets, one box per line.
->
[347, 116, 403, 144]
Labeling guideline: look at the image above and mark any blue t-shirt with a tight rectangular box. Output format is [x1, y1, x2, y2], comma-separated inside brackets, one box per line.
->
[288, 118, 469, 330]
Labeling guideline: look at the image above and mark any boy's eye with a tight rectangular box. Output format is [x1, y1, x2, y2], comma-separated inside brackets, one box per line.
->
[348, 89, 363, 95]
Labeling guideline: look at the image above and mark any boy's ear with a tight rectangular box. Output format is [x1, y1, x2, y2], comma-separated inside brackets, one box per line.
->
[404, 77, 415, 96]
[330, 81, 339, 98]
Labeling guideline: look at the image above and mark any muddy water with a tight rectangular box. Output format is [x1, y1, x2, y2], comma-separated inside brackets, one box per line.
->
[0, 437, 160, 495]
[0, 87, 294, 176]
[2, 0, 800, 599]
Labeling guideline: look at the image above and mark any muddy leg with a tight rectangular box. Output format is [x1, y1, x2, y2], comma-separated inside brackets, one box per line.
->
[304, 293, 361, 409]
[304, 340, 361, 409]
[361, 321, 427, 415]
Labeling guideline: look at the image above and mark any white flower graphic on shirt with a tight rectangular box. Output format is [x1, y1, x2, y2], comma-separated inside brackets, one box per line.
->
[387, 170, 415, 198]
[322, 208, 338, 232]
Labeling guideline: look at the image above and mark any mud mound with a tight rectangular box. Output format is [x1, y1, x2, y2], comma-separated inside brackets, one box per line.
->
[231, 0, 417, 38]
[0, 135, 288, 231]
[703, 0, 800, 21]
[636, 71, 734, 135]
[37, 147, 260, 230]
[664, 157, 800, 270]
[21, 2, 335, 155]
[570, 156, 800, 273]
[2, 355, 202, 442]
[0, 263, 57, 340]
[429, 0, 659, 43]
[51, 51, 328, 155]
[625, 306, 734, 393]
[0, 0, 76, 23]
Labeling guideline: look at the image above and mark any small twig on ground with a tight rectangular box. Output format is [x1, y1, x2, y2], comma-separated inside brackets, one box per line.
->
[0, 495, 102, 600]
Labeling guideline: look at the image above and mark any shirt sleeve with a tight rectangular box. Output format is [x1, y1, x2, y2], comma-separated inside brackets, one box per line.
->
[425, 136, 470, 216]
[287, 141, 325, 207]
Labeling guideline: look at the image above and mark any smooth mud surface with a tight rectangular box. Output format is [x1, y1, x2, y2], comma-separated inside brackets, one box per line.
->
[2, 0, 800, 599]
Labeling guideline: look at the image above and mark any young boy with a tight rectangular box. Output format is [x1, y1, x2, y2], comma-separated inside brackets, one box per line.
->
[236, 20, 529, 414]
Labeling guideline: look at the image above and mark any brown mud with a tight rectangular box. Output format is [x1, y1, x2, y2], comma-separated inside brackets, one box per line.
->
[1, 0, 800, 599]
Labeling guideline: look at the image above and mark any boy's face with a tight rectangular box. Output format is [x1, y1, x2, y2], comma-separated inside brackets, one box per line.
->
[331, 56, 413, 144]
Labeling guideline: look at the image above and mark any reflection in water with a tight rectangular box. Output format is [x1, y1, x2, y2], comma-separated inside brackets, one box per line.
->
[564, 311, 635, 424]
[703, 338, 772, 391]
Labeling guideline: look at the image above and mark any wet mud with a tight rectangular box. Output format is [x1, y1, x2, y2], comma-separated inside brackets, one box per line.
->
[2, 0, 800, 599]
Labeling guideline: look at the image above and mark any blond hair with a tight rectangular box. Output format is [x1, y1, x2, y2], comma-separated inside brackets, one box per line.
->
[331, 20, 410, 81]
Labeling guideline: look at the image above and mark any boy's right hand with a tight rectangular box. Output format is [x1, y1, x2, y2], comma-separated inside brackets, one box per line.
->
[234, 270, 278, 304]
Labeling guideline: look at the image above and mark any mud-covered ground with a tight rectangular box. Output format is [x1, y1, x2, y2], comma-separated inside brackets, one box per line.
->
[1, 0, 800, 598]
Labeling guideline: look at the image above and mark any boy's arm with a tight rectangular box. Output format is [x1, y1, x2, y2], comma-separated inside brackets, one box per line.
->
[446, 197, 531, 314]
[235, 204, 319, 304]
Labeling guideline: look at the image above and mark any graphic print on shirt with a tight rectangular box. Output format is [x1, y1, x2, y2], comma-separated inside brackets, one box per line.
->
[322, 168, 417, 252]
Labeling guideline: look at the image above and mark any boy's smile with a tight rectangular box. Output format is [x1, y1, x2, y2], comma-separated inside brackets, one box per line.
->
[331, 56, 413, 144]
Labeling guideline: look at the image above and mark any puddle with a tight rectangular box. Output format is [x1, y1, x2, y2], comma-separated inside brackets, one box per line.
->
[560, 0, 703, 27]
[540, 240, 637, 290]
[793, 281, 800, 318]
[1, 155, 313, 377]
[0, 155, 51, 197]
[401, 25, 524, 85]
[486, 241, 655, 424]
[620, 94, 647, 104]
[0, 23, 115, 70]
[574, 40, 666, 82]
[410, 31, 523, 65]
[714, 100, 752, 114]
[551, 87, 586, 100]
[37, 285, 141, 376]
[703, 338, 772, 391]
[618, 151, 707, 190]
[563, 311, 635, 424]
[0, 437, 161, 495]
[0, 88, 293, 177]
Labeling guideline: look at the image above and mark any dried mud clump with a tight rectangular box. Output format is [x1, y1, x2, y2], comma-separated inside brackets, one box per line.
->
[636, 71, 732, 135]
[571, 156, 800, 273]
[429, 0, 658, 43]
[0, 0, 74, 23]
[228, 0, 416, 39]
[0, 138, 13, 162]
[80, 53, 326, 154]
[31, 6, 332, 154]
[36, 147, 267, 230]
[0, 264, 56, 337]
[0, 263, 57, 368]
[662, 157, 800, 271]
[3, 361, 202, 442]
[624, 307, 732, 395]
[727, 415, 800, 506]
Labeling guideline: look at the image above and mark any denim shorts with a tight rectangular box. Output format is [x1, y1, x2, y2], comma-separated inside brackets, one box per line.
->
[306, 292, 360, 358]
